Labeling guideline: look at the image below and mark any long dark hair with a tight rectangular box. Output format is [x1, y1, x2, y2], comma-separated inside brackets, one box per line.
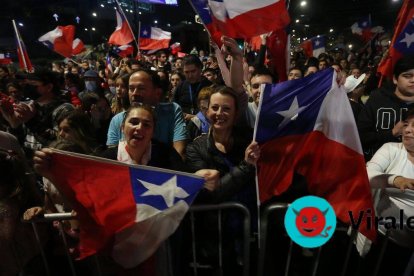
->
[56, 110, 98, 153]
[0, 148, 41, 212]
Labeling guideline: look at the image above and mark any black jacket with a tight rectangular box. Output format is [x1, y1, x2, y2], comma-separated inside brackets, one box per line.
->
[357, 87, 414, 160]
[173, 78, 211, 115]
[185, 127, 255, 204]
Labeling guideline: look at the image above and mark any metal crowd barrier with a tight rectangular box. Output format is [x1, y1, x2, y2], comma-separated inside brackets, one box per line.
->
[23, 203, 252, 276]
[374, 221, 414, 276]
[257, 202, 414, 276]
[24, 212, 103, 276]
[188, 202, 251, 276]
[257, 203, 358, 276]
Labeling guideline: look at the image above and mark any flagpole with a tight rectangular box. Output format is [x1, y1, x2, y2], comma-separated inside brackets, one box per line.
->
[137, 21, 141, 55]
[12, 19, 28, 72]
[114, 0, 140, 53]
[187, 0, 214, 42]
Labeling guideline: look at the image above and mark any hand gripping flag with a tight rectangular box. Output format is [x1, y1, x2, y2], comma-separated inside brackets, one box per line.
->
[47, 149, 205, 268]
[38, 25, 75, 58]
[139, 26, 171, 50]
[254, 69, 376, 242]
[377, 0, 414, 81]
[189, 0, 290, 45]
[109, 2, 135, 46]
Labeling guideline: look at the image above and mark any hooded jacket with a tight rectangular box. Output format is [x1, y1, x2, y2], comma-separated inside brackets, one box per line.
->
[357, 87, 414, 160]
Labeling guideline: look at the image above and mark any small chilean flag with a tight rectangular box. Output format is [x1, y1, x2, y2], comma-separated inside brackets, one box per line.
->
[114, 44, 134, 57]
[109, 2, 135, 46]
[139, 26, 171, 50]
[0, 53, 12, 65]
[190, 0, 290, 46]
[38, 25, 75, 58]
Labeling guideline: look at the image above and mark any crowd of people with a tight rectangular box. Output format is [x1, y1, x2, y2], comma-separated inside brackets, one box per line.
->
[0, 31, 413, 275]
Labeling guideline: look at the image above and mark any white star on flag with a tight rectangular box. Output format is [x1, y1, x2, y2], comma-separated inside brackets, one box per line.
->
[143, 30, 148, 36]
[276, 96, 308, 129]
[139, 176, 189, 208]
[400, 32, 414, 48]
[314, 40, 320, 46]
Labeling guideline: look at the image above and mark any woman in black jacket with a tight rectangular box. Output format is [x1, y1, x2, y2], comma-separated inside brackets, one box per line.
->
[184, 85, 260, 274]
[185, 85, 260, 203]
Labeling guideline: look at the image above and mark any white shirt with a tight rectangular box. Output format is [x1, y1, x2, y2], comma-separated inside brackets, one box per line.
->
[366, 142, 414, 217]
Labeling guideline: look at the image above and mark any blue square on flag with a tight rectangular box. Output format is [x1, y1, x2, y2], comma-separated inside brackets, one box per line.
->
[394, 19, 414, 54]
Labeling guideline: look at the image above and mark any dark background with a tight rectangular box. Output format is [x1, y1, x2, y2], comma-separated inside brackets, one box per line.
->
[0, 0, 404, 59]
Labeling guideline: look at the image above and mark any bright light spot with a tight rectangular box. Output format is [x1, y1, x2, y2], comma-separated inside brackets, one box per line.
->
[92, 12, 97, 17]
[100, 4, 104, 7]
[348, 44, 353, 49]
[388, 40, 391, 45]
[129, 10, 133, 13]
[292, 29, 295, 33]
[317, 35, 320, 38]
[92, 27, 96, 31]
[114, 7, 117, 10]
[18, 22, 24, 27]
[139, 12, 142, 15]
[329, 43, 333, 46]
[297, 38, 301, 41]
[392, 0, 399, 2]
[300, 1, 307, 7]
[84, 28, 88, 31]
[295, 19, 300, 23]
[329, 28, 334, 33]
[167, 23, 171, 27]
[304, 24, 310, 28]
[154, 20, 158, 24]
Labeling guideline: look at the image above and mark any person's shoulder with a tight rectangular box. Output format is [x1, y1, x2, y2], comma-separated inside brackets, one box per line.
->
[189, 133, 208, 146]
[98, 145, 118, 160]
[112, 111, 126, 120]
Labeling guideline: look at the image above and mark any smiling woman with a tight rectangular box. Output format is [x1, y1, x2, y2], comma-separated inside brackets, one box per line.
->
[367, 108, 414, 248]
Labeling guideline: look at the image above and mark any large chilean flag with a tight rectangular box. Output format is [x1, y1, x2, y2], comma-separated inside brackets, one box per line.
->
[190, 0, 290, 45]
[47, 149, 204, 268]
[255, 69, 376, 241]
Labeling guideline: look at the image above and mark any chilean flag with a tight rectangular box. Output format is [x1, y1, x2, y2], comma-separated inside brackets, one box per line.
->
[139, 26, 171, 50]
[114, 44, 134, 57]
[351, 16, 373, 42]
[301, 35, 326, 58]
[378, 0, 414, 81]
[72, 38, 85, 56]
[47, 150, 204, 268]
[0, 53, 12, 65]
[170, 42, 182, 55]
[108, 3, 135, 46]
[254, 69, 376, 241]
[190, 0, 290, 45]
[38, 25, 75, 58]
